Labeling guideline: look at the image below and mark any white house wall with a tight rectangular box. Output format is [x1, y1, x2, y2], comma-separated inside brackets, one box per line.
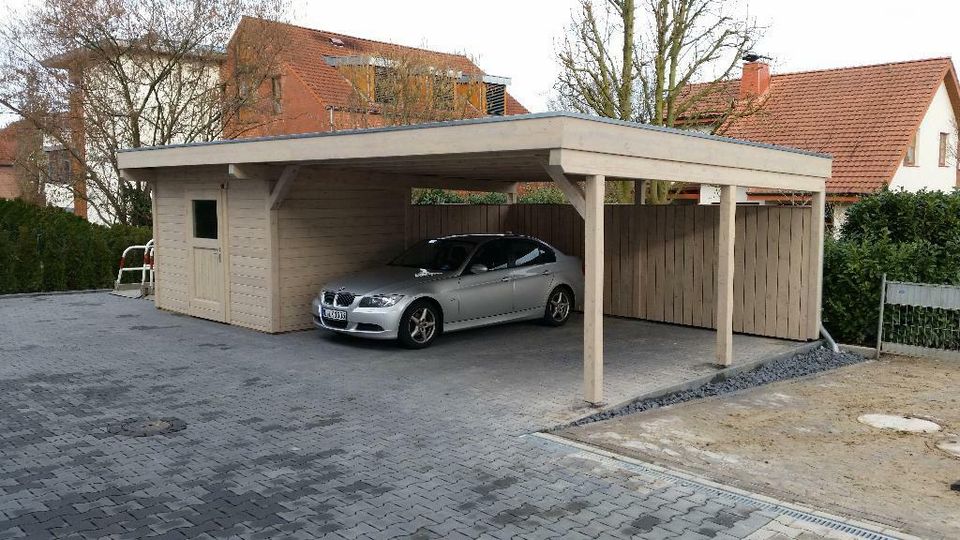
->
[890, 82, 959, 192]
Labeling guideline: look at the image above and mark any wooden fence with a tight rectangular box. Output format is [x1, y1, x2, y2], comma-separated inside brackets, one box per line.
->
[406, 204, 817, 341]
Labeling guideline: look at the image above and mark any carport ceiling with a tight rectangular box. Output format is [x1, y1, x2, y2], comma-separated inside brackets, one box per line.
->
[117, 112, 831, 191]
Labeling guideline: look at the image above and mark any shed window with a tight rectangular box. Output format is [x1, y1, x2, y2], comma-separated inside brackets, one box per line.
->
[193, 200, 218, 239]
[904, 131, 918, 166]
[939, 132, 949, 167]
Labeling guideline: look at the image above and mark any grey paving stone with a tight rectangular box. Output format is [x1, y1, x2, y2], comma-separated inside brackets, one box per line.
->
[0, 294, 870, 540]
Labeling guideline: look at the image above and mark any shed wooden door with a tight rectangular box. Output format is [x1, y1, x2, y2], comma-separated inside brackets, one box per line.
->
[186, 189, 227, 322]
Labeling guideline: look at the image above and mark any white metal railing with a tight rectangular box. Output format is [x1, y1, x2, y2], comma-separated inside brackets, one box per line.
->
[877, 274, 960, 360]
[114, 239, 155, 297]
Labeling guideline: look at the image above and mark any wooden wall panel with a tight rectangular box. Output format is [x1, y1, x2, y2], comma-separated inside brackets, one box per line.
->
[406, 203, 818, 340]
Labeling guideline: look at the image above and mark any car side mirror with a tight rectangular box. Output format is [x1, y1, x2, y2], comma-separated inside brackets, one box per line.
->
[469, 263, 488, 274]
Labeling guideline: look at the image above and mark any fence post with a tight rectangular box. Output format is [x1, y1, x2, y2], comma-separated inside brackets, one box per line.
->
[875, 273, 887, 360]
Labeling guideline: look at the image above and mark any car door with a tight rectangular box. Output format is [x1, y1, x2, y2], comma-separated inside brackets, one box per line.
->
[508, 239, 557, 312]
[454, 239, 513, 321]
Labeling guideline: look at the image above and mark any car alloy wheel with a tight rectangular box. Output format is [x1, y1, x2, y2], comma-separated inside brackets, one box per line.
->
[544, 288, 572, 327]
[407, 306, 437, 344]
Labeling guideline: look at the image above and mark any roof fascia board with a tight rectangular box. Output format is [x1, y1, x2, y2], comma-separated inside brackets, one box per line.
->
[117, 115, 567, 169]
[558, 116, 832, 180]
[551, 148, 826, 192]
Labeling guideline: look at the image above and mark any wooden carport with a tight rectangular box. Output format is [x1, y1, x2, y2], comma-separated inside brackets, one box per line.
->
[118, 112, 831, 405]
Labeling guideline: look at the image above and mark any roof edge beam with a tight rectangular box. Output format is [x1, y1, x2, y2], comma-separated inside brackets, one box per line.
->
[267, 165, 302, 210]
[540, 158, 586, 218]
[119, 169, 155, 184]
[552, 148, 826, 193]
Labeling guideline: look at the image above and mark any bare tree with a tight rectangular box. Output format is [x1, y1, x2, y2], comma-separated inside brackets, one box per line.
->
[0, 0, 289, 225]
[554, 0, 762, 204]
[334, 46, 484, 130]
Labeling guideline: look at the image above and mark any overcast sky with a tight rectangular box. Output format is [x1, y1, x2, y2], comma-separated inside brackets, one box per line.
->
[2, 0, 959, 124]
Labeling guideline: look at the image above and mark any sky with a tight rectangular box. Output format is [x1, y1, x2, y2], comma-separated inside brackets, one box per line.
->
[2, 0, 960, 124]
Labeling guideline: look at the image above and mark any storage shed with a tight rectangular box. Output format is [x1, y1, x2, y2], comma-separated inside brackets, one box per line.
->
[117, 112, 831, 404]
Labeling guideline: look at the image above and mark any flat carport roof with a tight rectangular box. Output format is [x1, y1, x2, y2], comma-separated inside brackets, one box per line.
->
[118, 112, 832, 405]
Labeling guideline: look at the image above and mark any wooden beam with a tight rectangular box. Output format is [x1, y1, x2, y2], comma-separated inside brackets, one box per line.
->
[553, 148, 827, 193]
[302, 167, 520, 193]
[541, 160, 586, 218]
[228, 163, 272, 180]
[584, 174, 605, 404]
[267, 165, 301, 210]
[119, 169, 155, 184]
[807, 191, 826, 339]
[716, 184, 737, 366]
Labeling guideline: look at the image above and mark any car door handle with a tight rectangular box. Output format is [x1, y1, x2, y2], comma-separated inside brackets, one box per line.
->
[542, 270, 551, 275]
[501, 277, 511, 282]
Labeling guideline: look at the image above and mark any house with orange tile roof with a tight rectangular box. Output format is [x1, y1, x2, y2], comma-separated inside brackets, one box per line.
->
[226, 17, 528, 138]
[688, 57, 960, 226]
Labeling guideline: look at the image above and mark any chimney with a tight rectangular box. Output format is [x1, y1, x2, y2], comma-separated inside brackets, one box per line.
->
[739, 55, 770, 99]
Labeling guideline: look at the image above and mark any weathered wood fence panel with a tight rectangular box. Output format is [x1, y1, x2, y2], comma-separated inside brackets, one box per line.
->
[406, 204, 815, 340]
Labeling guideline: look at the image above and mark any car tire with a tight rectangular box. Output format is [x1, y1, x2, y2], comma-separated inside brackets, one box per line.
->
[543, 286, 573, 326]
[398, 300, 441, 349]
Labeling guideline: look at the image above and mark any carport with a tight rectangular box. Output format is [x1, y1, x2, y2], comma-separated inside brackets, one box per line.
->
[117, 112, 831, 405]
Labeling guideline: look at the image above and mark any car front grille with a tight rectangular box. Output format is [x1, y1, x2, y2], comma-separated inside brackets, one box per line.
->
[322, 316, 348, 329]
[334, 292, 355, 307]
[323, 291, 336, 304]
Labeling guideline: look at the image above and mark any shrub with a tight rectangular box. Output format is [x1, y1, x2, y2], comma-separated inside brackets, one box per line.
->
[517, 185, 567, 204]
[823, 190, 960, 345]
[0, 199, 151, 294]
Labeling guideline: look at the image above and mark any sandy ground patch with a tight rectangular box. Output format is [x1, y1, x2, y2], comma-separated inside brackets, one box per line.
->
[559, 355, 960, 539]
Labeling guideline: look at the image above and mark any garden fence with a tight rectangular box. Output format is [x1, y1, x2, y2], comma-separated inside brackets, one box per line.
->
[877, 275, 960, 360]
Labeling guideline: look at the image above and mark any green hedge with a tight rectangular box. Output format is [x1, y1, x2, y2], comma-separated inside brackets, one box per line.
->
[0, 199, 152, 294]
[823, 190, 960, 345]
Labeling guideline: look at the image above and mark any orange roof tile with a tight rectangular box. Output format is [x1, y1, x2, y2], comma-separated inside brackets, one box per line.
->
[684, 58, 959, 195]
[240, 18, 528, 118]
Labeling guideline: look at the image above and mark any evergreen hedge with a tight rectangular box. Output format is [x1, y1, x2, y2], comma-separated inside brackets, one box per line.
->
[0, 199, 152, 294]
[823, 190, 960, 345]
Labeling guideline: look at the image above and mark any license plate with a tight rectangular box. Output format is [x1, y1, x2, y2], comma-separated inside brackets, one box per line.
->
[322, 308, 347, 321]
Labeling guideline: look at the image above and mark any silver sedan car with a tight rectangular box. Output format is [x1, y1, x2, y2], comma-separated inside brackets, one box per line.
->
[312, 234, 584, 348]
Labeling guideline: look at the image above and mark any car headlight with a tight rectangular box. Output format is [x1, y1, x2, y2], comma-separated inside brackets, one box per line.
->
[359, 294, 404, 308]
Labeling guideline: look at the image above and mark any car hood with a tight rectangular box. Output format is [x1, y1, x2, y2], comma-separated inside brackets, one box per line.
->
[321, 266, 454, 296]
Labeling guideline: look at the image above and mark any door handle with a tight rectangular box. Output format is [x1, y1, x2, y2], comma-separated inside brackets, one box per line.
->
[542, 270, 552, 275]
[500, 276, 511, 282]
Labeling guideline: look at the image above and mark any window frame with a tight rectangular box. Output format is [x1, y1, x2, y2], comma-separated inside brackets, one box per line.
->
[904, 131, 918, 167]
[939, 132, 950, 167]
[192, 199, 219, 240]
[270, 76, 283, 115]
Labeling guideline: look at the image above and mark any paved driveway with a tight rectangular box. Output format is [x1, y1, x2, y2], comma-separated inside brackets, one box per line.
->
[0, 293, 879, 539]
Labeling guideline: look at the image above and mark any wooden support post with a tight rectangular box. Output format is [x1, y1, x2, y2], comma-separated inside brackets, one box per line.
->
[716, 184, 737, 366]
[584, 174, 605, 404]
[505, 182, 519, 204]
[634, 180, 646, 205]
[807, 191, 826, 338]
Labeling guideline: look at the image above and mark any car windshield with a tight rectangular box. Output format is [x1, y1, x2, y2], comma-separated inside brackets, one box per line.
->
[389, 239, 476, 272]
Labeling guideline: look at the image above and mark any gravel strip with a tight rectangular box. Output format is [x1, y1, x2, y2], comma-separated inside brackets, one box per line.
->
[559, 346, 866, 429]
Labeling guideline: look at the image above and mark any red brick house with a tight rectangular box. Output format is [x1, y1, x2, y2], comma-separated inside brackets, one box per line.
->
[227, 18, 528, 138]
[0, 124, 19, 200]
[688, 57, 960, 225]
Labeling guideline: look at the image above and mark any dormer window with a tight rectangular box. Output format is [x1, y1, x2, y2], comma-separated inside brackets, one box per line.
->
[904, 131, 918, 166]
[485, 83, 505, 116]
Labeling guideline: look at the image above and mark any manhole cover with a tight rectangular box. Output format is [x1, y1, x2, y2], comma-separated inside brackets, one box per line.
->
[936, 438, 960, 459]
[857, 414, 941, 433]
[108, 417, 187, 437]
